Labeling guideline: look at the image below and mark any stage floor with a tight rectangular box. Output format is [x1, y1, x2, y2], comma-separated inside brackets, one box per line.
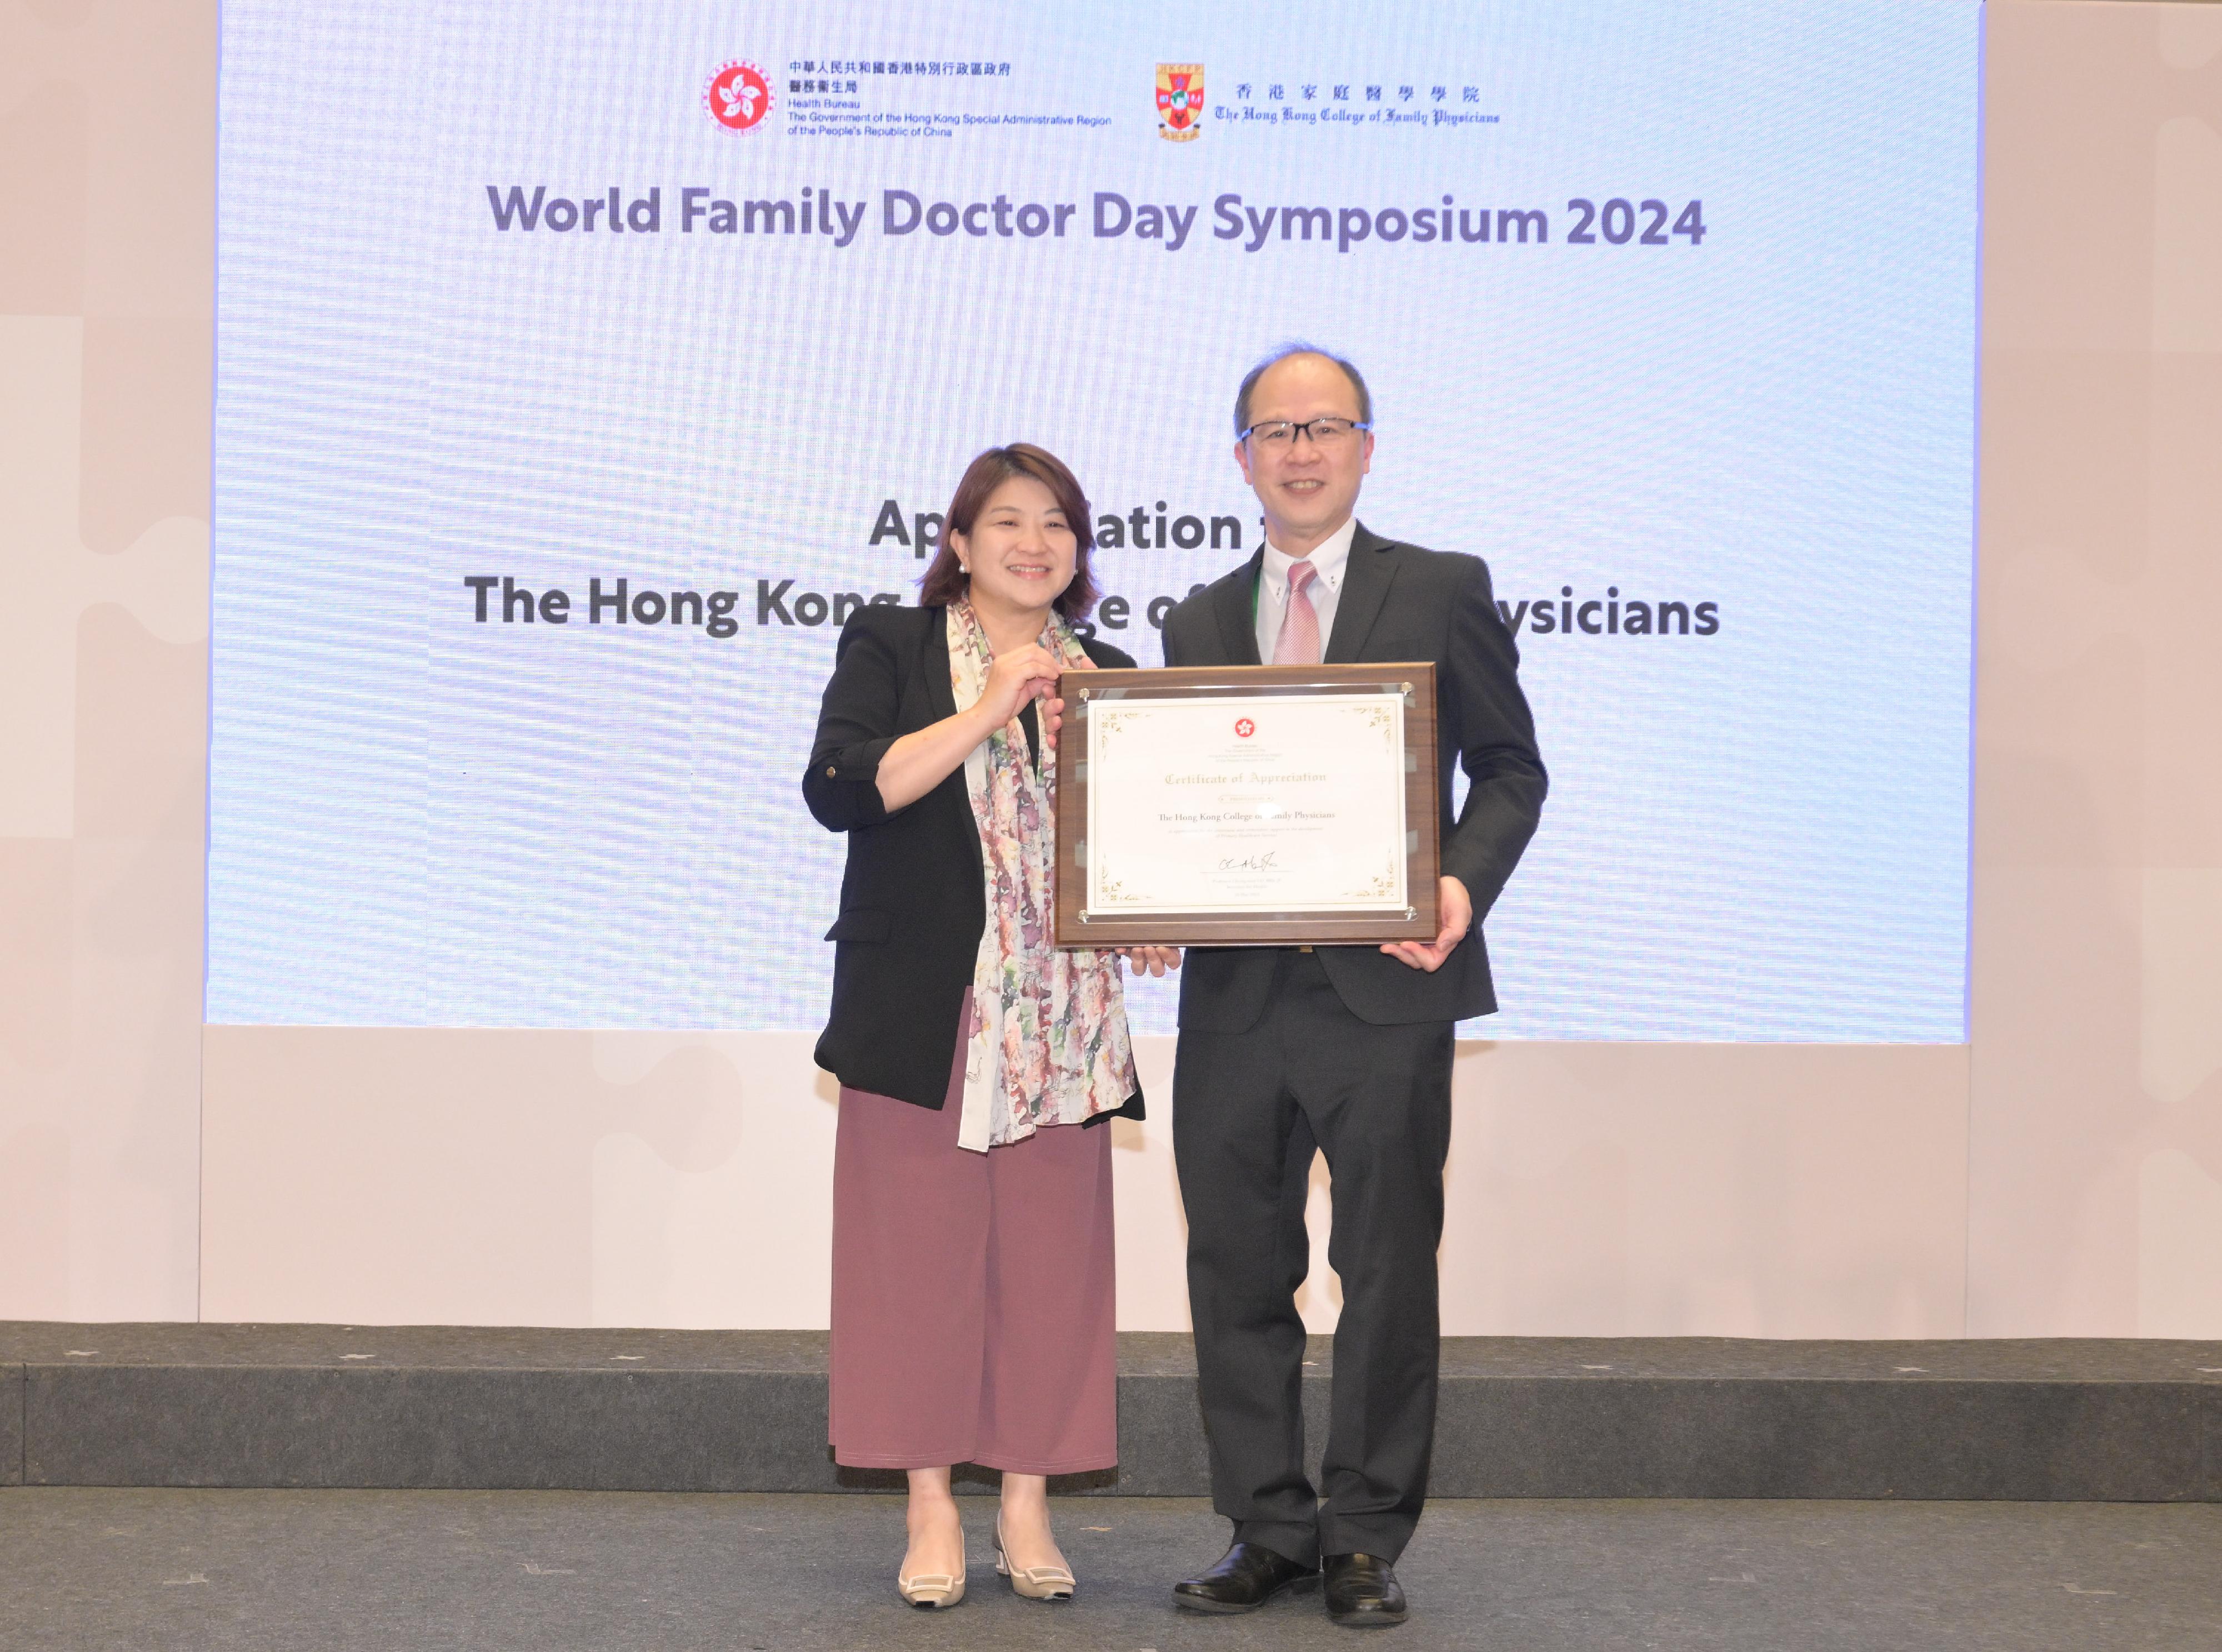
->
[4, 1489, 2215, 1651]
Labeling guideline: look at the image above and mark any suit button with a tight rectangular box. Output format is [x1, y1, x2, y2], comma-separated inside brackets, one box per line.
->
[825, 765, 837, 778]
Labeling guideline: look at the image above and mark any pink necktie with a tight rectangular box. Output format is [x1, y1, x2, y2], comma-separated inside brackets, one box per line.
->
[1273, 559, 1322, 665]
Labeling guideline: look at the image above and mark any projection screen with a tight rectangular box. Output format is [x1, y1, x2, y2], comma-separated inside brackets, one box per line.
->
[207, 0, 1980, 1040]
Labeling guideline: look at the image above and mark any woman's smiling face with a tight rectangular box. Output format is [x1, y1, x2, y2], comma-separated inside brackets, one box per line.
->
[951, 474, 1078, 620]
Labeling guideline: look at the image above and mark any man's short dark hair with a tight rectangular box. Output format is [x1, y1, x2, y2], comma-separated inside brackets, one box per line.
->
[1234, 343, 1373, 436]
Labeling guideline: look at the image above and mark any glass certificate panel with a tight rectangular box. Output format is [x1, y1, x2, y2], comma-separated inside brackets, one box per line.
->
[1087, 695, 1407, 914]
[1054, 663, 1440, 947]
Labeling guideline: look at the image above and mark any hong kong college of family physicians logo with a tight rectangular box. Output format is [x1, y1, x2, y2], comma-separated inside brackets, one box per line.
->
[1157, 63, 1203, 140]
[705, 61, 773, 132]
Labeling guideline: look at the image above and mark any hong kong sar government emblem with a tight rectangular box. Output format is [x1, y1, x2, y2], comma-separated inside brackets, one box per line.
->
[704, 61, 773, 133]
[1157, 64, 1203, 140]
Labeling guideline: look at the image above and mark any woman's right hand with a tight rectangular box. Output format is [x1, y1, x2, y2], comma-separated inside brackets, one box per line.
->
[870, 643, 1071, 815]
[973, 643, 1065, 731]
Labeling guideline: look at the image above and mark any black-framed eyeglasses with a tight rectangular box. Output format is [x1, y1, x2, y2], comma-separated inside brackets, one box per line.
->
[1238, 417, 1373, 448]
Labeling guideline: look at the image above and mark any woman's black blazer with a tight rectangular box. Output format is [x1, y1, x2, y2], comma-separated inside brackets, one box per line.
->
[803, 602, 1143, 1114]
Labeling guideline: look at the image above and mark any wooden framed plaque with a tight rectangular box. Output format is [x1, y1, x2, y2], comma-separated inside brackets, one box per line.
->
[1053, 664, 1440, 947]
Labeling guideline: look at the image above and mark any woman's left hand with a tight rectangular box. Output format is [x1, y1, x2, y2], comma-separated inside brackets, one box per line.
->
[1114, 946, 1182, 977]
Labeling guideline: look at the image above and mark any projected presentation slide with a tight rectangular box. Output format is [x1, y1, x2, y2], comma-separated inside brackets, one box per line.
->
[207, 1, 1979, 1040]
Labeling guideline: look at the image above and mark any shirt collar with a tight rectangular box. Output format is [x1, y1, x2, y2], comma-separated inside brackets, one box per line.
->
[1261, 516, 1359, 592]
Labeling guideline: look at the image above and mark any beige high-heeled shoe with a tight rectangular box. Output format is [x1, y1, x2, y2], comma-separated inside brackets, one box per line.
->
[995, 1515, 1076, 1601]
[896, 1563, 965, 1610]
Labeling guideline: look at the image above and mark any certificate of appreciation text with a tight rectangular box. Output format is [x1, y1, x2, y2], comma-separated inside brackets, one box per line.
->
[1085, 694, 1408, 915]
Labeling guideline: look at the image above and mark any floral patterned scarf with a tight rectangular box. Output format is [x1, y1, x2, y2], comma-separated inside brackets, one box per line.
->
[945, 598, 1138, 1151]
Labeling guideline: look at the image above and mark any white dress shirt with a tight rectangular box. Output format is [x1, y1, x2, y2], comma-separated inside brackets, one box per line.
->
[1254, 515, 1358, 664]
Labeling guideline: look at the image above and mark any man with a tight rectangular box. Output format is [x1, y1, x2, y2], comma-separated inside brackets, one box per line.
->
[1163, 346, 1546, 1627]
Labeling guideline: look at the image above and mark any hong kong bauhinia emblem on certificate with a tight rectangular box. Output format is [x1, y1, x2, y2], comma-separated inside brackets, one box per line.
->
[1157, 64, 1203, 139]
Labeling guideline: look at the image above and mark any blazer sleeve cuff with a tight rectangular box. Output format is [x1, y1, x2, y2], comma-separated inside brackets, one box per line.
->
[804, 736, 897, 830]
[1442, 859, 1503, 922]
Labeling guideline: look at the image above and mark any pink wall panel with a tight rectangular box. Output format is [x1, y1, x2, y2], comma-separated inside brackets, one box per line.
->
[1969, 1, 2222, 1336]
[0, 0, 216, 1323]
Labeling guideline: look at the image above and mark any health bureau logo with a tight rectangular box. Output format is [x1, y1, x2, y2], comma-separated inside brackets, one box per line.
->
[1157, 64, 1203, 140]
[705, 61, 773, 132]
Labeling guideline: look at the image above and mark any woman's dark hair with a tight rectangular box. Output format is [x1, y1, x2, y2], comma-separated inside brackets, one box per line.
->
[918, 443, 1099, 620]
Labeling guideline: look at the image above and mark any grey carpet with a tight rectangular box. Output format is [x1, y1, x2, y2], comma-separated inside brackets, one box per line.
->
[2, 1488, 2216, 1651]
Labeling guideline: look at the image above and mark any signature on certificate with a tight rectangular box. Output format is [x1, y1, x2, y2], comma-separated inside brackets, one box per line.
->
[1217, 851, 1280, 873]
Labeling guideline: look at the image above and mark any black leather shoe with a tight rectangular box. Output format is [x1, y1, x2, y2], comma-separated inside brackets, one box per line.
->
[1172, 1541, 1320, 1614]
[1323, 1553, 1408, 1626]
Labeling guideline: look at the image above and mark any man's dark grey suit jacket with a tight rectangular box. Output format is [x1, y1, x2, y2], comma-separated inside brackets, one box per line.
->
[1159, 522, 1548, 1033]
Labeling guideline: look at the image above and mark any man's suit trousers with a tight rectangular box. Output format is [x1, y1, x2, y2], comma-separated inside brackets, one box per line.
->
[1173, 949, 1454, 1566]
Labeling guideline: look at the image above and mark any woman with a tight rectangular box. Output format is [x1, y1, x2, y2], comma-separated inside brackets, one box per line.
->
[804, 443, 1177, 1609]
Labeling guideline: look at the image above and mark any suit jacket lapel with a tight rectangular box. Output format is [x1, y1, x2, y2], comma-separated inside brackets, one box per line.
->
[923, 605, 958, 723]
[1212, 550, 1266, 665]
[1323, 522, 1395, 663]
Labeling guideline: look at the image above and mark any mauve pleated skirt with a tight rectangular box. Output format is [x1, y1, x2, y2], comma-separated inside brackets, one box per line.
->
[828, 992, 1119, 1474]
